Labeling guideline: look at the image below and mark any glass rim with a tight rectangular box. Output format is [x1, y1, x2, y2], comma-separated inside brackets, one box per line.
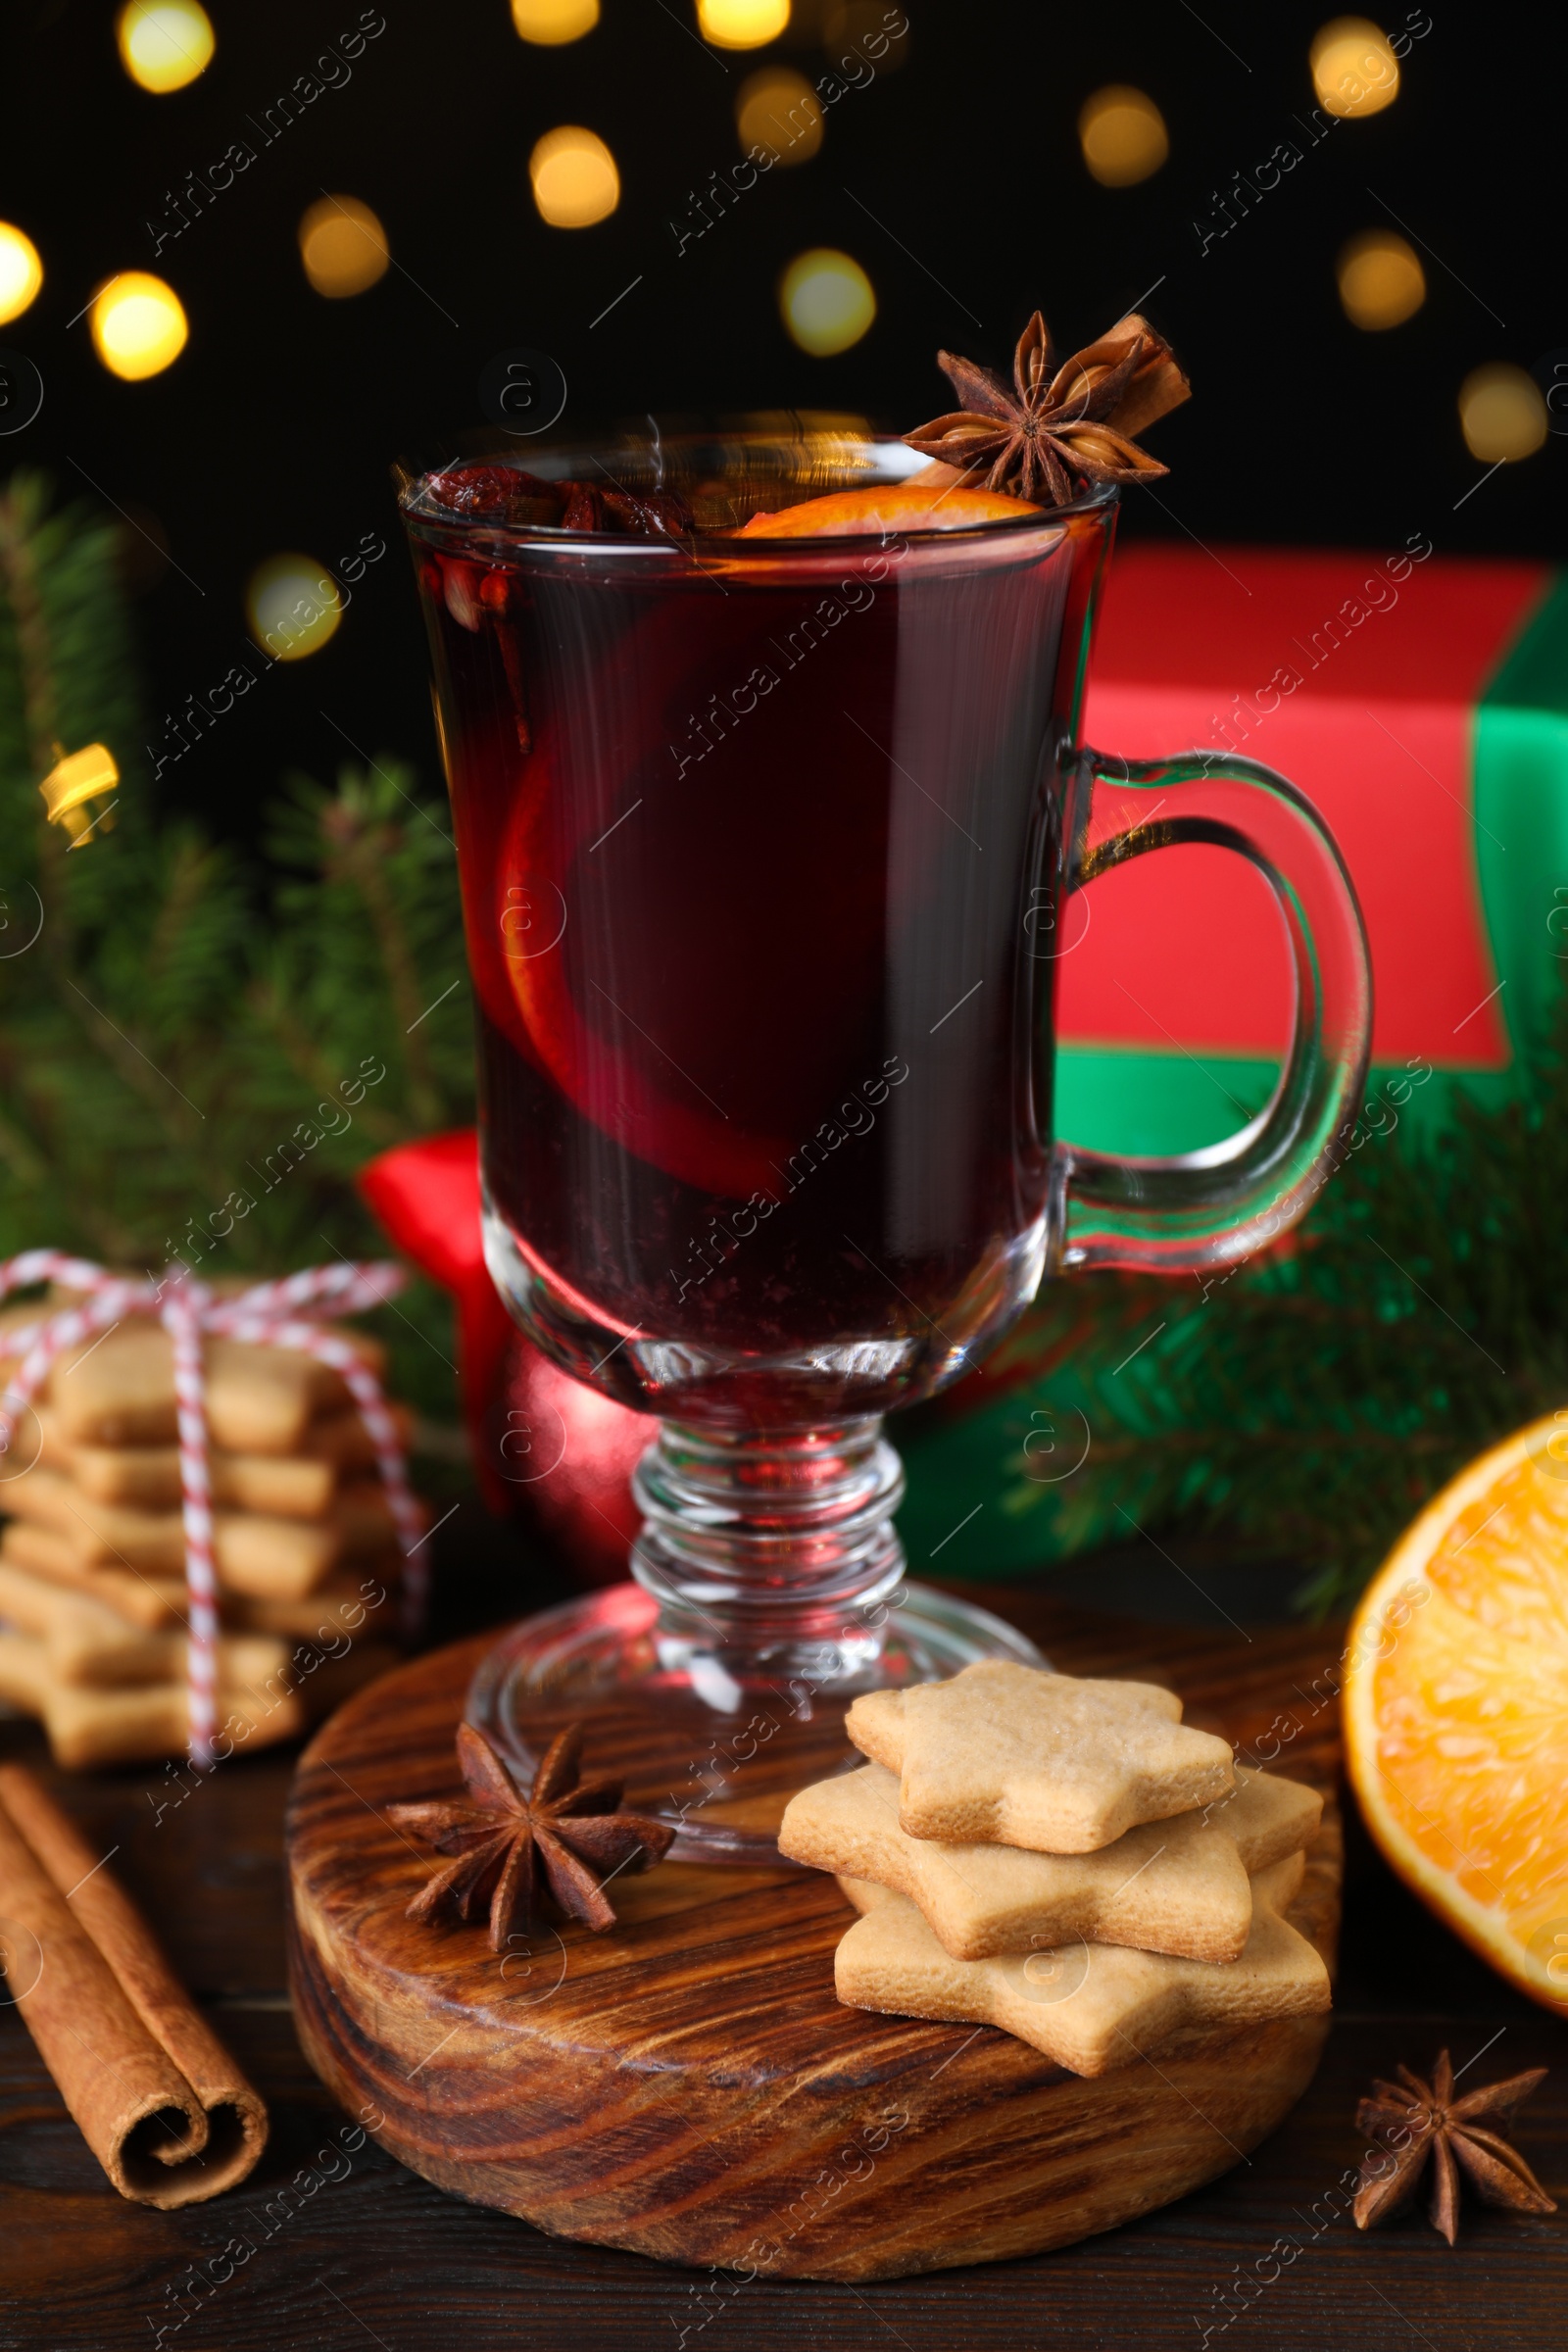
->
[393, 425, 1120, 555]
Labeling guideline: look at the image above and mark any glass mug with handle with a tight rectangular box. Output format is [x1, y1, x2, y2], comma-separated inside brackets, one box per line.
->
[399, 428, 1371, 1854]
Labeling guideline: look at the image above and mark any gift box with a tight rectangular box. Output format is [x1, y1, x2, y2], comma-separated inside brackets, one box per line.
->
[1058, 540, 1568, 1154]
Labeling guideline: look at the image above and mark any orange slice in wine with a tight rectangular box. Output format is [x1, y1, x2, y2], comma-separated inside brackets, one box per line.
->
[1343, 1410, 1568, 2013]
[483, 598, 800, 1202]
[737, 484, 1040, 538]
[498, 786, 794, 1202]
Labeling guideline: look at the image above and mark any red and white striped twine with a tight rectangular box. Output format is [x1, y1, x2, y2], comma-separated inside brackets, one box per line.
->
[0, 1251, 427, 1767]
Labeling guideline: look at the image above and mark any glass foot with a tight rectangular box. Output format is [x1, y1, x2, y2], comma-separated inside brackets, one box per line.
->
[467, 1416, 1044, 1864]
[466, 1576, 1045, 1865]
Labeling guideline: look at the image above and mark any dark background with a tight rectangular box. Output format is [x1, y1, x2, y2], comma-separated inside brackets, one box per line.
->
[3, 0, 1565, 844]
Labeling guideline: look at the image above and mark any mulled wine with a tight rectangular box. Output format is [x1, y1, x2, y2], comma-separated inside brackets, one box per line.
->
[404, 438, 1105, 1428]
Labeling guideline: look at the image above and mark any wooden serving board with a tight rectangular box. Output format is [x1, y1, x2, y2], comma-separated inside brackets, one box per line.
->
[286, 1613, 1342, 2282]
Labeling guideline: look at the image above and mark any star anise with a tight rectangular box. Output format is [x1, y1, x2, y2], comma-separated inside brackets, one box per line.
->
[1353, 2050, 1556, 2243]
[387, 1721, 673, 1950]
[904, 310, 1191, 508]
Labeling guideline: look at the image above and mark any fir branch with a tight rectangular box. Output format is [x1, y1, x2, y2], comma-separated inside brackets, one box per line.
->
[311, 796, 441, 1127]
[948, 993, 1568, 1611]
[58, 972, 208, 1149]
[244, 973, 403, 1151]
[0, 477, 61, 777]
[0, 1102, 47, 1189]
[0, 477, 69, 947]
[335, 826, 444, 1129]
[0, 469, 472, 1298]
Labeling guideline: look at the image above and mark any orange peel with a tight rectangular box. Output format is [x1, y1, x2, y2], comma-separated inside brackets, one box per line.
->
[737, 484, 1040, 538]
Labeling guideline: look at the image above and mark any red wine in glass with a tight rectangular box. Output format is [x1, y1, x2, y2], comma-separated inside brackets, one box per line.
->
[412, 465, 1097, 1429]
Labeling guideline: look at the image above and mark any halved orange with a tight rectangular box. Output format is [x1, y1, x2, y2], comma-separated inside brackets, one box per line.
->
[1344, 1409, 1568, 2012]
[737, 484, 1039, 537]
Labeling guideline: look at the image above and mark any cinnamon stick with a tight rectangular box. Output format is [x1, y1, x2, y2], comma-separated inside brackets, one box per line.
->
[0, 1764, 267, 2205]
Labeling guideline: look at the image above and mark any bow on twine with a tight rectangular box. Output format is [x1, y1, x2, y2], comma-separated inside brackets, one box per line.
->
[0, 1252, 426, 1768]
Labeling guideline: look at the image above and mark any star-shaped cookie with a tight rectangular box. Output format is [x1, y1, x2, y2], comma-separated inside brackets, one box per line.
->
[847, 1662, 1235, 1852]
[834, 1852, 1331, 2077]
[779, 1762, 1322, 1963]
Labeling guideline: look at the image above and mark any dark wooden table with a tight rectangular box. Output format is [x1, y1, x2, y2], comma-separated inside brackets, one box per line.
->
[2, 1563, 1563, 2350]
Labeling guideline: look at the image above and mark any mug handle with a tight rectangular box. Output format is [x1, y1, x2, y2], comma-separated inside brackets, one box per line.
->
[1052, 747, 1374, 1276]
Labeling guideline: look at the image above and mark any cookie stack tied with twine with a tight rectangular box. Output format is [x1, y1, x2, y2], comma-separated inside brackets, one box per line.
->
[779, 1662, 1331, 2079]
[0, 1256, 426, 1770]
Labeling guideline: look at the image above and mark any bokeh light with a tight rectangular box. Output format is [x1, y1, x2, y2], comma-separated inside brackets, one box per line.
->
[246, 556, 344, 662]
[1078, 86, 1168, 187]
[698, 0, 790, 50]
[736, 67, 823, 165]
[1310, 18, 1399, 118]
[511, 0, 600, 40]
[116, 1, 215, 94]
[0, 223, 42, 326]
[299, 197, 390, 298]
[529, 126, 620, 228]
[779, 249, 875, 357]
[39, 744, 120, 841]
[1458, 366, 1548, 465]
[90, 273, 187, 381]
[1336, 230, 1424, 328]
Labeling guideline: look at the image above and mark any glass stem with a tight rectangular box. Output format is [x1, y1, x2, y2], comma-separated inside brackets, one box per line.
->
[631, 1417, 906, 1698]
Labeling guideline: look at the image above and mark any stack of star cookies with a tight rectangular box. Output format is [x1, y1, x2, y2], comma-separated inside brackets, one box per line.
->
[779, 1660, 1331, 2078]
[0, 1314, 417, 1767]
